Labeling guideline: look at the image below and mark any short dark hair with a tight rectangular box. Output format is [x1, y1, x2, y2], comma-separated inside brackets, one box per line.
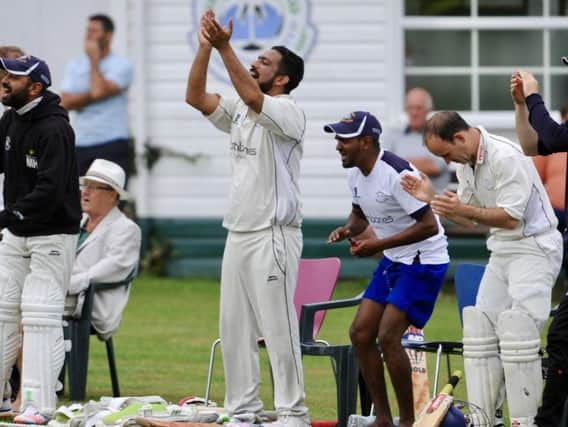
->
[424, 111, 471, 143]
[271, 46, 304, 94]
[89, 14, 115, 33]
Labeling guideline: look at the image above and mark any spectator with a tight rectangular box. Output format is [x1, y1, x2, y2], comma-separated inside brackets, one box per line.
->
[402, 111, 562, 427]
[383, 87, 450, 192]
[511, 67, 568, 427]
[60, 14, 133, 180]
[0, 55, 81, 425]
[325, 111, 449, 427]
[185, 10, 309, 427]
[65, 159, 141, 340]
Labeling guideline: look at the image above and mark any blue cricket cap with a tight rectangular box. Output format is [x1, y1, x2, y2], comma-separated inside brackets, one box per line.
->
[0, 55, 51, 88]
[324, 111, 382, 142]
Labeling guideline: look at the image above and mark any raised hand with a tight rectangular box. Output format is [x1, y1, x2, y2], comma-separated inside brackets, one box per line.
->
[84, 38, 101, 62]
[198, 10, 214, 47]
[400, 171, 435, 203]
[518, 70, 539, 98]
[201, 12, 234, 50]
[510, 71, 525, 105]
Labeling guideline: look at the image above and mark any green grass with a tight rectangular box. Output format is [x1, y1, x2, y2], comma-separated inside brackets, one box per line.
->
[72, 274, 561, 421]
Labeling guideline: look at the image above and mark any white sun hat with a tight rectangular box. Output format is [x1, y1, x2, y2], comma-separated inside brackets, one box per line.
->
[80, 159, 129, 200]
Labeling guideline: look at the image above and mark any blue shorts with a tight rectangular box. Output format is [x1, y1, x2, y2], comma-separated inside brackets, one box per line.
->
[363, 257, 449, 328]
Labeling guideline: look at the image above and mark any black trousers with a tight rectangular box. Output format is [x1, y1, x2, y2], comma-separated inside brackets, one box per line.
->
[536, 290, 568, 426]
[76, 138, 130, 184]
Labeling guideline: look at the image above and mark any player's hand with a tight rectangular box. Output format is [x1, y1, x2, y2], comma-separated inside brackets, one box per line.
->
[349, 237, 381, 257]
[518, 70, 539, 98]
[202, 12, 233, 50]
[510, 71, 525, 105]
[431, 190, 461, 217]
[401, 171, 435, 203]
[198, 10, 214, 47]
[84, 38, 101, 62]
[327, 226, 351, 244]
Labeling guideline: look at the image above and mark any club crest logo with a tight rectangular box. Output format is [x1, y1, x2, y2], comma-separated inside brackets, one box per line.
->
[188, 0, 317, 85]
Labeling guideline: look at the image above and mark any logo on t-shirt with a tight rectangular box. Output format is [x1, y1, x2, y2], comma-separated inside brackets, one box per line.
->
[4, 136, 10, 151]
[230, 141, 257, 157]
[375, 191, 389, 203]
[25, 149, 38, 169]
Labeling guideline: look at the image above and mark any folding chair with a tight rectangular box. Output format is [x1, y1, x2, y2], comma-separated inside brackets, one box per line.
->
[63, 268, 137, 401]
[204, 258, 342, 409]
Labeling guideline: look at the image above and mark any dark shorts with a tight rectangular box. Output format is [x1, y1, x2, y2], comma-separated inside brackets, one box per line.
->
[363, 257, 449, 328]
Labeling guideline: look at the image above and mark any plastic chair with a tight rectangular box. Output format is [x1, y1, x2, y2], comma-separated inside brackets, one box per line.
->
[299, 291, 362, 427]
[204, 258, 342, 412]
[454, 263, 485, 324]
[62, 268, 137, 401]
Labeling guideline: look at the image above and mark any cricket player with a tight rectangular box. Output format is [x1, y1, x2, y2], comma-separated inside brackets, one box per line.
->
[402, 111, 562, 427]
[326, 111, 449, 427]
[0, 55, 80, 424]
[185, 10, 309, 427]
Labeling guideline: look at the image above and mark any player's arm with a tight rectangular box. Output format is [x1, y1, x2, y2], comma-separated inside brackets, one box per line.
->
[202, 13, 264, 113]
[350, 206, 439, 257]
[511, 71, 539, 156]
[327, 204, 369, 243]
[185, 11, 220, 114]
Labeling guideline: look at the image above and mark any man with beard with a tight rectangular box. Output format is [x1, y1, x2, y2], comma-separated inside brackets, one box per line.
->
[60, 14, 133, 178]
[0, 55, 80, 424]
[185, 9, 308, 427]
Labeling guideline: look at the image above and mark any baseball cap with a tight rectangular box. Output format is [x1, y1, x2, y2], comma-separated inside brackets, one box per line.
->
[0, 55, 51, 88]
[323, 111, 382, 142]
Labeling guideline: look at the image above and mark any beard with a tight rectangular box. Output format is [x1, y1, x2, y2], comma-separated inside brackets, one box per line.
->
[1, 83, 33, 109]
[258, 74, 278, 94]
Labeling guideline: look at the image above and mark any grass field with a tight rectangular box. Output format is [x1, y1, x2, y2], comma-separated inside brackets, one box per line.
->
[72, 273, 560, 422]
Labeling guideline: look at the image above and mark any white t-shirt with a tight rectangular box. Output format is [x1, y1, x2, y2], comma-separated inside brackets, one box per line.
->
[456, 126, 558, 242]
[348, 149, 449, 265]
[207, 94, 305, 232]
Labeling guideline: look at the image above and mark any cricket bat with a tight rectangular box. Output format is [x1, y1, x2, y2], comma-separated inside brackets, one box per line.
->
[413, 370, 463, 427]
[404, 326, 430, 415]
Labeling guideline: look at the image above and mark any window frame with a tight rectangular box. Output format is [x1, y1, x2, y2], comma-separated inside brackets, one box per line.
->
[403, 1, 568, 126]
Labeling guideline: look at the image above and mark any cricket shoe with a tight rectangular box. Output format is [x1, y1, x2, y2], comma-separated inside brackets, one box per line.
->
[264, 414, 311, 427]
[14, 406, 50, 425]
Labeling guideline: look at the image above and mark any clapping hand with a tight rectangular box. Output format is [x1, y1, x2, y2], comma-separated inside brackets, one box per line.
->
[201, 9, 234, 50]
[430, 191, 461, 218]
[400, 171, 435, 203]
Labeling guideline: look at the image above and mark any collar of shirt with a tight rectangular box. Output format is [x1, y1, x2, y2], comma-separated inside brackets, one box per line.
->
[475, 125, 488, 166]
[16, 96, 43, 115]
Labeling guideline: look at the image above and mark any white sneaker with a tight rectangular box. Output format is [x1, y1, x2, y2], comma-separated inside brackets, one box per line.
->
[347, 414, 375, 427]
[264, 414, 311, 427]
[14, 406, 50, 425]
[224, 412, 258, 427]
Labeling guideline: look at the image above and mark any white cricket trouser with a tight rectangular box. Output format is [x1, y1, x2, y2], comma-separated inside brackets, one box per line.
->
[220, 226, 308, 417]
[478, 229, 563, 330]
[0, 230, 77, 414]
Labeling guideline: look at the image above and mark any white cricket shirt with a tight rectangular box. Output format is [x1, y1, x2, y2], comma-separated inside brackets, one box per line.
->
[456, 126, 558, 241]
[207, 94, 305, 232]
[348, 149, 449, 265]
